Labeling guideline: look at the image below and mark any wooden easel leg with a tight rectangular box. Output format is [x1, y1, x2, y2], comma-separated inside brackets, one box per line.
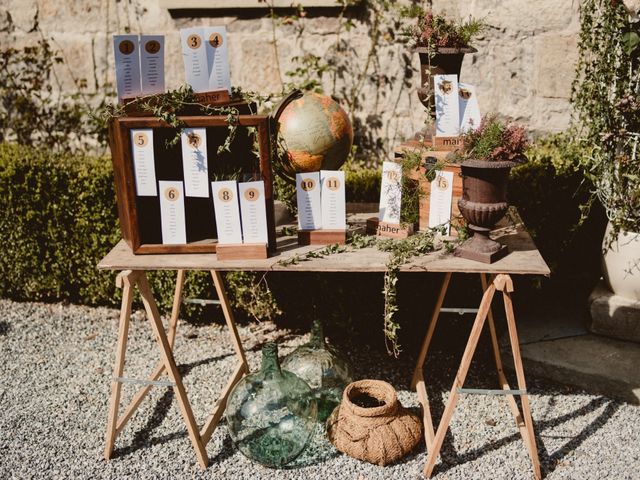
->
[501, 276, 542, 480]
[412, 272, 452, 451]
[199, 270, 250, 444]
[412, 272, 452, 389]
[137, 273, 209, 469]
[104, 270, 139, 460]
[114, 269, 186, 436]
[423, 280, 497, 478]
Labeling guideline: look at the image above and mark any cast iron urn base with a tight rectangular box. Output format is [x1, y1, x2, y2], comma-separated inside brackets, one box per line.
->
[454, 159, 517, 264]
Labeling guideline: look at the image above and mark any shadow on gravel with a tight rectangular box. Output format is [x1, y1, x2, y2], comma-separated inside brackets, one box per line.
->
[430, 395, 620, 477]
[0, 321, 9, 336]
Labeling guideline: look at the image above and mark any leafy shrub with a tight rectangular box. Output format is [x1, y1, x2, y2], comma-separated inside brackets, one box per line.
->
[0, 143, 280, 321]
[510, 134, 606, 287]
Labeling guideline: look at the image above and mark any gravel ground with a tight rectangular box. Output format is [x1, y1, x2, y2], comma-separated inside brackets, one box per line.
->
[0, 298, 638, 480]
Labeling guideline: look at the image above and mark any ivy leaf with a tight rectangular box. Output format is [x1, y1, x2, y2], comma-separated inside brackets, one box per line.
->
[623, 31, 640, 55]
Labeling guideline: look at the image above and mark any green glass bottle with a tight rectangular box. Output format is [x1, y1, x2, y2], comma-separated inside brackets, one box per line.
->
[282, 319, 354, 422]
[225, 342, 317, 468]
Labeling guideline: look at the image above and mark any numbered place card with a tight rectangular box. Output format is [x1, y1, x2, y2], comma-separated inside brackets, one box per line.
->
[378, 161, 402, 224]
[180, 27, 209, 93]
[428, 171, 454, 235]
[159, 181, 187, 244]
[211, 181, 243, 244]
[140, 35, 165, 96]
[296, 172, 322, 230]
[130, 129, 157, 196]
[181, 128, 209, 198]
[113, 35, 142, 102]
[458, 83, 481, 133]
[434, 74, 460, 137]
[204, 26, 231, 93]
[239, 181, 268, 244]
[320, 170, 346, 230]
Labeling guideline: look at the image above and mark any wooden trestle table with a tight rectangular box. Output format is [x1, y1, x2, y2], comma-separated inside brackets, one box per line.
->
[97, 218, 549, 478]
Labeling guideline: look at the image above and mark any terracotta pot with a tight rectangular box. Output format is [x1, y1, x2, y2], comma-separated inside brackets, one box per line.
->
[416, 46, 477, 113]
[602, 222, 640, 300]
[455, 159, 517, 263]
[326, 380, 422, 466]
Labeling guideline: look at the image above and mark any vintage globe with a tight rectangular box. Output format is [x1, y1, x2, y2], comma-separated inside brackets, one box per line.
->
[278, 92, 353, 177]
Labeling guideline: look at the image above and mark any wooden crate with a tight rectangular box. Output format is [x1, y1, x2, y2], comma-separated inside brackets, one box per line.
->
[395, 140, 464, 235]
[108, 113, 277, 254]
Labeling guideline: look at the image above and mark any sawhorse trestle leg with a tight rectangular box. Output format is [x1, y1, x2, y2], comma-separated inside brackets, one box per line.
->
[412, 273, 541, 479]
[103, 269, 249, 469]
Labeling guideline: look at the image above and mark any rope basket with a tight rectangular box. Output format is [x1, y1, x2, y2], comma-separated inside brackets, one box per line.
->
[326, 379, 422, 466]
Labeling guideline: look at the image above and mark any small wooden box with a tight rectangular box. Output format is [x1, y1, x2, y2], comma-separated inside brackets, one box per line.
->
[216, 243, 268, 260]
[108, 113, 277, 254]
[297, 229, 347, 245]
[366, 217, 415, 239]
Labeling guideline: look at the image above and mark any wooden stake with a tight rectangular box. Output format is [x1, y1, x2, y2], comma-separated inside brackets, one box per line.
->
[423, 281, 496, 477]
[411, 272, 452, 389]
[501, 280, 542, 480]
[137, 274, 209, 469]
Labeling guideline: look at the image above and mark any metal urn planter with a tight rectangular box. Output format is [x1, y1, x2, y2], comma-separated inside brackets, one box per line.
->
[416, 46, 477, 113]
[455, 159, 517, 263]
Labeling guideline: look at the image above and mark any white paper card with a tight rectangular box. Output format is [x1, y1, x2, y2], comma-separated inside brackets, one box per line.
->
[211, 181, 243, 245]
[159, 181, 187, 244]
[239, 181, 268, 244]
[204, 26, 231, 93]
[378, 161, 403, 224]
[140, 35, 165, 96]
[113, 35, 142, 102]
[428, 171, 454, 235]
[320, 170, 346, 230]
[296, 172, 322, 230]
[130, 129, 157, 196]
[458, 83, 481, 133]
[180, 27, 209, 93]
[181, 128, 209, 198]
[434, 74, 460, 137]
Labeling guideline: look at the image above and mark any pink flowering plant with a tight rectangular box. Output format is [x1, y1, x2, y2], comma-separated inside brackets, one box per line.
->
[457, 115, 529, 164]
[413, 11, 487, 51]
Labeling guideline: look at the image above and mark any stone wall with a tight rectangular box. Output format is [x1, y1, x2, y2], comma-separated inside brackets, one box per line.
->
[0, 1, 580, 157]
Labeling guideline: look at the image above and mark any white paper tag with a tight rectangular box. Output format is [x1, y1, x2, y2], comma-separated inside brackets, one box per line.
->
[203, 26, 231, 93]
[159, 181, 187, 244]
[113, 35, 142, 102]
[239, 181, 268, 244]
[180, 27, 209, 93]
[428, 171, 454, 235]
[211, 181, 243, 244]
[378, 161, 403, 224]
[140, 35, 165, 96]
[434, 74, 460, 137]
[181, 128, 209, 198]
[130, 129, 157, 196]
[320, 170, 346, 230]
[458, 83, 481, 133]
[296, 172, 322, 230]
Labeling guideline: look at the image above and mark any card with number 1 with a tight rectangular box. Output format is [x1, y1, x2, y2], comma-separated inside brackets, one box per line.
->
[296, 172, 322, 230]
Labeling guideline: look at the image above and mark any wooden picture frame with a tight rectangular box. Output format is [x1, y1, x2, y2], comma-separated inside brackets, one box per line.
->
[108, 114, 277, 254]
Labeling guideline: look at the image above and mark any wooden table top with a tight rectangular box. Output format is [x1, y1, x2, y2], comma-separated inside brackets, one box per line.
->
[98, 217, 550, 276]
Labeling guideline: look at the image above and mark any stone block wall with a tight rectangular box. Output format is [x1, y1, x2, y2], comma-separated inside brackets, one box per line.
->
[0, 0, 580, 157]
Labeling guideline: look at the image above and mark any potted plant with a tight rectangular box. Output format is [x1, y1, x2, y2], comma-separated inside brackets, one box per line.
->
[453, 115, 529, 263]
[573, 0, 640, 301]
[410, 10, 487, 114]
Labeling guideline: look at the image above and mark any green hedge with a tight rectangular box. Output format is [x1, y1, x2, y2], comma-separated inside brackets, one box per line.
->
[0, 143, 120, 303]
[510, 134, 606, 288]
[0, 143, 278, 320]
